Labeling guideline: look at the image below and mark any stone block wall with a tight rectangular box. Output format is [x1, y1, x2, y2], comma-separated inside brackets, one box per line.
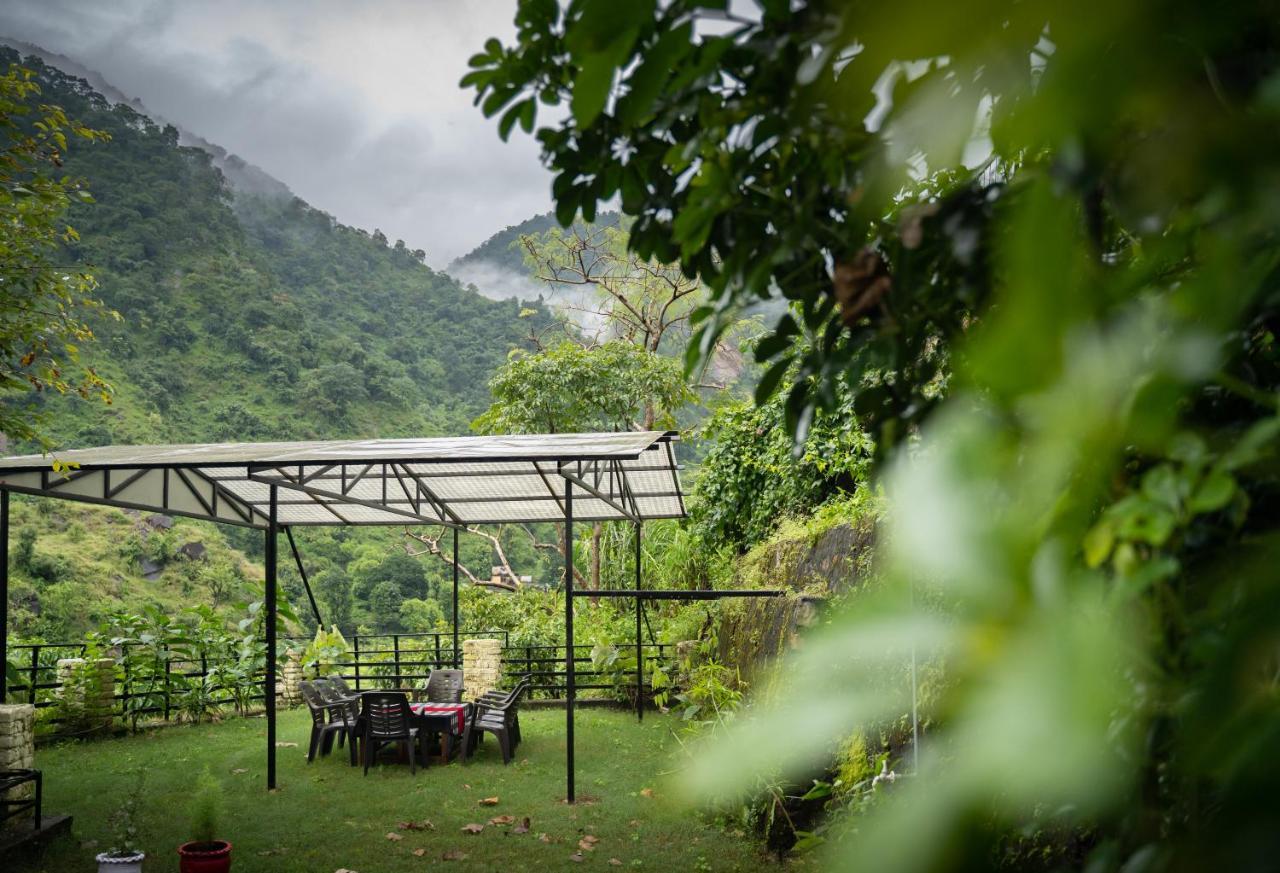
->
[0, 704, 35, 829]
[461, 639, 503, 701]
[279, 649, 303, 707]
[55, 657, 115, 734]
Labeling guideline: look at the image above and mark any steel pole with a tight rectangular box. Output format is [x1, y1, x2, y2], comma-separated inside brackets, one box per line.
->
[452, 526, 460, 668]
[565, 478, 575, 803]
[635, 521, 642, 723]
[0, 491, 8, 703]
[266, 485, 278, 790]
[284, 525, 323, 629]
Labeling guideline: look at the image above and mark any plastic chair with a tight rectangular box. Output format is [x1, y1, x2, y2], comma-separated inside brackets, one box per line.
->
[463, 678, 530, 765]
[360, 691, 425, 775]
[300, 681, 356, 764]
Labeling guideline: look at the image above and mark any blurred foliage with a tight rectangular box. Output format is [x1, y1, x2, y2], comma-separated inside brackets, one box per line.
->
[0, 62, 114, 447]
[471, 2, 1280, 872]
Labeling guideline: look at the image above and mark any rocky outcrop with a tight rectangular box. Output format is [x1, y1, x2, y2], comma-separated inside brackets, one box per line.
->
[715, 519, 875, 688]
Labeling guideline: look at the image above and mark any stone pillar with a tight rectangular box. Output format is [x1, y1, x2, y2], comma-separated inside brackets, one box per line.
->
[56, 658, 115, 734]
[461, 639, 503, 701]
[0, 704, 35, 830]
[279, 649, 303, 707]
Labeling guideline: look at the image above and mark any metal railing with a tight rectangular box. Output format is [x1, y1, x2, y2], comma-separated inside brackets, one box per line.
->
[4, 631, 675, 723]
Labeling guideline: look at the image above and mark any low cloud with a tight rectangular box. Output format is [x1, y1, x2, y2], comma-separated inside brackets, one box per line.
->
[0, 0, 554, 265]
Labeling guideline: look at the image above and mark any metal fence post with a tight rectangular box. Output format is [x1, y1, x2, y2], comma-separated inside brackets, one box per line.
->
[393, 634, 402, 688]
[353, 635, 361, 690]
[28, 644, 39, 705]
[163, 657, 171, 721]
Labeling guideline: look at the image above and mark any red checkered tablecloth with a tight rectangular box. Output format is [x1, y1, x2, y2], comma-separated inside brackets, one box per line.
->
[409, 702, 466, 734]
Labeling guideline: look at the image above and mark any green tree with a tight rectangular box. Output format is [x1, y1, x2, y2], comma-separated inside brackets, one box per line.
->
[0, 63, 113, 447]
[398, 596, 444, 633]
[366, 581, 404, 632]
[473, 340, 692, 434]
[313, 567, 353, 635]
[473, 339, 695, 589]
[469, 4, 1280, 872]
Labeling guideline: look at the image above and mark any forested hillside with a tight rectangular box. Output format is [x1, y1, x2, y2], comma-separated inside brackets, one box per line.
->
[2, 47, 554, 451]
[1, 47, 563, 639]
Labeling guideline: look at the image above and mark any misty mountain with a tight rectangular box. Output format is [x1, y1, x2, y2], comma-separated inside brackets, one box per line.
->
[2, 46, 555, 451]
[0, 36, 293, 199]
[448, 209, 622, 303]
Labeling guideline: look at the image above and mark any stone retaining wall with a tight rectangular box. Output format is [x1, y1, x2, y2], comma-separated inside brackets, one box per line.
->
[461, 639, 503, 701]
[715, 519, 875, 689]
[0, 704, 35, 830]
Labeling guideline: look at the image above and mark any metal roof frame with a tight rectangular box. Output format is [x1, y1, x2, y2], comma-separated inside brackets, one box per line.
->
[0, 431, 686, 529]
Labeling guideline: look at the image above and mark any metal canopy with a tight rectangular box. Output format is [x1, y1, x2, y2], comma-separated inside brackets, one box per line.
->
[0, 431, 685, 529]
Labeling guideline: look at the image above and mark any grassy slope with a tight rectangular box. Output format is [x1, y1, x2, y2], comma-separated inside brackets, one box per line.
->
[5, 496, 265, 639]
[15, 709, 770, 873]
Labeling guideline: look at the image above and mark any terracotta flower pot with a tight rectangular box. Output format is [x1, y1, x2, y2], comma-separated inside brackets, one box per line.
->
[95, 851, 146, 873]
[177, 839, 233, 873]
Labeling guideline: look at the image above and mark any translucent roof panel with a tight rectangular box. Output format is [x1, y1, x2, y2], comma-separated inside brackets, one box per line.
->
[0, 432, 684, 529]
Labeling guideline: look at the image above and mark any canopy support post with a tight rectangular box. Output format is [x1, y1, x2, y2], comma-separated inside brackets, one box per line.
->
[452, 527, 460, 668]
[565, 478, 575, 804]
[1, 491, 8, 703]
[284, 526, 323, 630]
[635, 521, 643, 723]
[266, 484, 279, 791]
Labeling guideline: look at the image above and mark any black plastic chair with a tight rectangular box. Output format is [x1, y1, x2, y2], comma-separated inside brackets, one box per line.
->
[425, 669, 465, 703]
[476, 675, 531, 748]
[361, 691, 425, 775]
[300, 681, 356, 765]
[314, 677, 360, 731]
[463, 678, 530, 765]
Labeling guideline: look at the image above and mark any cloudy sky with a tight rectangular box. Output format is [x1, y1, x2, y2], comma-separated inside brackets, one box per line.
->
[0, 0, 553, 265]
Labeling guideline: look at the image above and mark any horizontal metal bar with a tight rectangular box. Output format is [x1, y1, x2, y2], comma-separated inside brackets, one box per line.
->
[571, 589, 786, 600]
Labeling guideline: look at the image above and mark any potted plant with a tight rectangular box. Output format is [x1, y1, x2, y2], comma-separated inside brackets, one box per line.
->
[176, 770, 232, 872]
[96, 772, 146, 872]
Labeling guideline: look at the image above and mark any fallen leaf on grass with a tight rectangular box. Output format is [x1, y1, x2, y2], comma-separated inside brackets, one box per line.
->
[462, 783, 472, 790]
[385, 832, 403, 842]
[609, 860, 624, 867]
[579, 836, 599, 852]
[479, 796, 500, 806]
[570, 853, 585, 863]
[539, 833, 552, 843]
[334, 868, 359, 873]
[461, 823, 485, 834]
[412, 849, 426, 857]
[230, 768, 247, 775]
[275, 741, 298, 748]
[512, 817, 531, 834]
[639, 787, 654, 798]
[628, 820, 641, 828]
[442, 850, 469, 861]
[397, 820, 434, 831]
[489, 814, 515, 825]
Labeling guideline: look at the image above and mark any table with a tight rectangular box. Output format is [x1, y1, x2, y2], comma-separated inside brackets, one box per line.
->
[410, 702, 470, 764]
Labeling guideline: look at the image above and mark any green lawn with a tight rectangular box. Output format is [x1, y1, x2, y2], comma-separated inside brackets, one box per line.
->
[12, 707, 775, 872]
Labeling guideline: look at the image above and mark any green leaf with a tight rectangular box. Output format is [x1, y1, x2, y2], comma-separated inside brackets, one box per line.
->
[572, 47, 625, 129]
[1083, 521, 1114, 568]
[618, 23, 693, 127]
[1188, 470, 1236, 513]
[754, 356, 792, 406]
